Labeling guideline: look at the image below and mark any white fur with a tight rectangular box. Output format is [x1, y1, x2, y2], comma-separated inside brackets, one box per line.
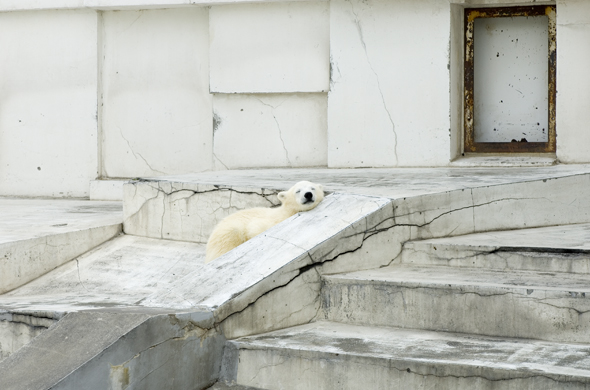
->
[205, 181, 325, 262]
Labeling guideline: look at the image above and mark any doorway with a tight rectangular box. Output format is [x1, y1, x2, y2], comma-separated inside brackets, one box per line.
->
[464, 6, 556, 153]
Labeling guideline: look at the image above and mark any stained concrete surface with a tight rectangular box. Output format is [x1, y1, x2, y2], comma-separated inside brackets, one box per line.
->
[0, 198, 122, 244]
[0, 198, 123, 294]
[4, 166, 590, 389]
[226, 321, 590, 389]
[153, 164, 590, 198]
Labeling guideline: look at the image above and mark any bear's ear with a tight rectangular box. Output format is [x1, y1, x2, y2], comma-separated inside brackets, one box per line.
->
[317, 184, 324, 192]
[277, 191, 287, 203]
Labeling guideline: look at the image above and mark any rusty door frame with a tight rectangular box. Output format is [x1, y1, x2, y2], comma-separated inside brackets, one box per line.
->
[464, 5, 556, 153]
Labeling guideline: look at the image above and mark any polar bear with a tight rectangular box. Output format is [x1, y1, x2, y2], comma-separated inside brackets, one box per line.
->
[205, 181, 325, 262]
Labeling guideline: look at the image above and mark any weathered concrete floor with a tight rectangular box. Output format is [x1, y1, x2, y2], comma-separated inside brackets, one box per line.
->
[0, 197, 122, 244]
[155, 164, 590, 198]
[0, 235, 207, 312]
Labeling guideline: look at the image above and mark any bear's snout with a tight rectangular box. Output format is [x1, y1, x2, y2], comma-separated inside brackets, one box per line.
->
[304, 192, 314, 201]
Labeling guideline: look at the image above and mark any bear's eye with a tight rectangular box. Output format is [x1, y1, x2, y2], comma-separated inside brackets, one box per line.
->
[296, 190, 301, 194]
[311, 188, 315, 190]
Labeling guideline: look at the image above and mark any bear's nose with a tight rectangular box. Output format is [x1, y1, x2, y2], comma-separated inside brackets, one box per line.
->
[304, 192, 313, 200]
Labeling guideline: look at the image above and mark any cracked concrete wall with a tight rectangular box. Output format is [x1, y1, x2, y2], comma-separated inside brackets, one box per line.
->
[123, 180, 281, 243]
[101, 8, 212, 178]
[0, 9, 99, 197]
[328, 0, 451, 167]
[209, 2, 329, 170]
[212, 94, 328, 169]
[220, 268, 322, 340]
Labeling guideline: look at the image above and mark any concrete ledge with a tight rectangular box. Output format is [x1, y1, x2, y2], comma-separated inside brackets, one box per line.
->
[225, 321, 590, 389]
[0, 198, 123, 294]
[323, 266, 590, 342]
[451, 155, 557, 167]
[0, 0, 326, 12]
[402, 223, 590, 273]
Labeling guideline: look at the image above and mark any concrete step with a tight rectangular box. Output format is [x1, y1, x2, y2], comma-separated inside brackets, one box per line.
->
[321, 265, 590, 343]
[223, 321, 590, 390]
[401, 223, 590, 273]
[0, 198, 122, 295]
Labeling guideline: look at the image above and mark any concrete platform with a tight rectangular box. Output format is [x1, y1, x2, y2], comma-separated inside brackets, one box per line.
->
[144, 164, 590, 198]
[0, 198, 122, 294]
[223, 321, 590, 390]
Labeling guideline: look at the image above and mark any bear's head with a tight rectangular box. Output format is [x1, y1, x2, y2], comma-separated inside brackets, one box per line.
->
[278, 181, 325, 212]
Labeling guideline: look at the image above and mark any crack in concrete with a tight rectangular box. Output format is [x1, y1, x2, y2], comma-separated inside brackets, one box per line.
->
[140, 182, 280, 207]
[272, 113, 292, 167]
[534, 299, 590, 316]
[247, 355, 287, 384]
[235, 346, 581, 384]
[75, 259, 90, 292]
[118, 127, 165, 175]
[257, 98, 292, 167]
[124, 183, 281, 225]
[348, 0, 398, 164]
[394, 196, 543, 230]
[213, 152, 230, 170]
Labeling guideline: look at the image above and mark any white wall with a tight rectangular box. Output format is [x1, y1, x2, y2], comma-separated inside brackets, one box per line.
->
[212, 93, 328, 169]
[101, 8, 212, 178]
[209, 1, 330, 169]
[556, 0, 590, 163]
[0, 10, 98, 197]
[1, 0, 590, 198]
[328, 0, 452, 168]
[210, 2, 329, 93]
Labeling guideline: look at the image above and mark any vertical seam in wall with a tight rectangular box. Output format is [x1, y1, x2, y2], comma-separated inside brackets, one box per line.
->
[449, 3, 464, 162]
[96, 10, 105, 179]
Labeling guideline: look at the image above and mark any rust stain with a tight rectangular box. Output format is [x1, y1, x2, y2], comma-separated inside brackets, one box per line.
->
[463, 5, 556, 154]
[110, 364, 130, 390]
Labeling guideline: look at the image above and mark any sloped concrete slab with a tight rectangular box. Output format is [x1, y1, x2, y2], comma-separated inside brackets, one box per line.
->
[0, 198, 123, 294]
[0, 192, 392, 389]
[322, 265, 590, 342]
[0, 235, 208, 312]
[1, 193, 390, 314]
[0, 310, 224, 390]
[402, 223, 590, 272]
[224, 321, 590, 389]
